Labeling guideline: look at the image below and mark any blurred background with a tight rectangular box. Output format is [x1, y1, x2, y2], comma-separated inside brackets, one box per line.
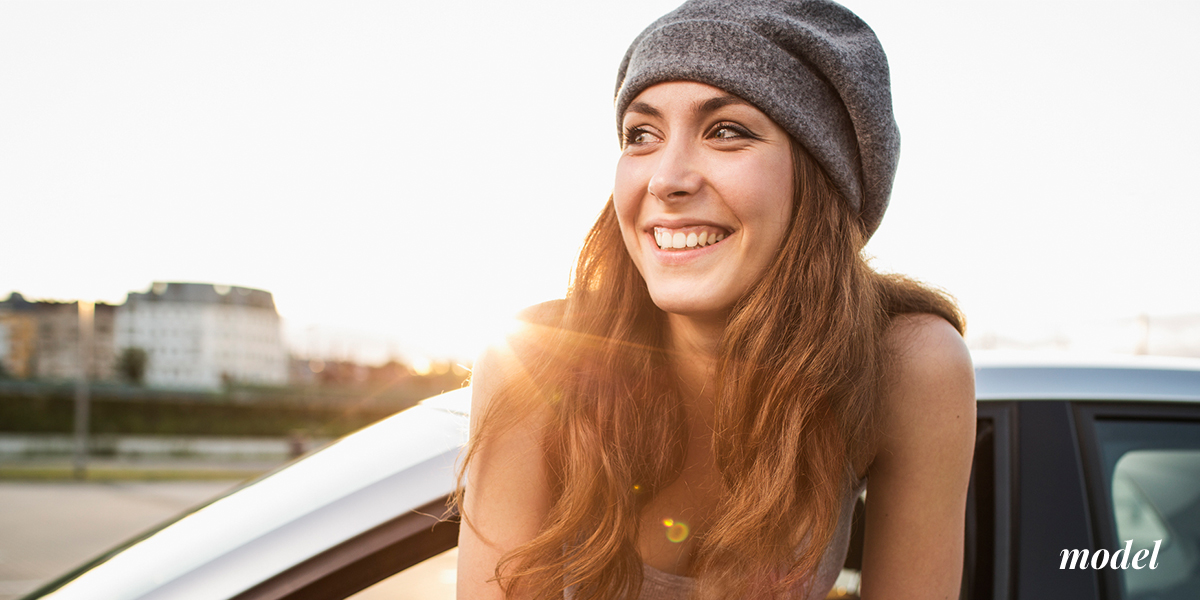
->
[1, 0, 1198, 597]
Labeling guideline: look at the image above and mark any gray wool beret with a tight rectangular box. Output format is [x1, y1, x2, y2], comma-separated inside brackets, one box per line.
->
[615, 0, 899, 237]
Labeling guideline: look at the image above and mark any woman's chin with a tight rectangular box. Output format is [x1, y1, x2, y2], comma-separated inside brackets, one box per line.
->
[648, 290, 734, 322]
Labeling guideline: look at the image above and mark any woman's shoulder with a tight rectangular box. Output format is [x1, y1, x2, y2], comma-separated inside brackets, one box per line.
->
[878, 312, 975, 432]
[516, 298, 566, 328]
[884, 312, 973, 382]
[862, 314, 976, 595]
[470, 299, 567, 419]
[464, 301, 562, 514]
[459, 304, 561, 599]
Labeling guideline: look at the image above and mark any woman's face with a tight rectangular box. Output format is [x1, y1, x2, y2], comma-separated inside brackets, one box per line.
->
[615, 81, 794, 320]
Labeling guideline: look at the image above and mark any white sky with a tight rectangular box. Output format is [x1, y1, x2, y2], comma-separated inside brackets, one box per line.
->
[2, 0, 1198, 364]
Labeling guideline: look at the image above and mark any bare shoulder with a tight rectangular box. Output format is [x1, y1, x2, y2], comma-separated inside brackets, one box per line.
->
[466, 313, 558, 479]
[468, 341, 522, 424]
[469, 301, 563, 426]
[860, 314, 975, 597]
[870, 312, 976, 474]
[458, 308, 558, 599]
[880, 313, 975, 425]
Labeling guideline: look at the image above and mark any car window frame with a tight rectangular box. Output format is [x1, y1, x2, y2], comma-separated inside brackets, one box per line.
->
[231, 497, 459, 600]
[1013, 400, 1102, 599]
[1074, 401, 1200, 600]
[967, 401, 1015, 600]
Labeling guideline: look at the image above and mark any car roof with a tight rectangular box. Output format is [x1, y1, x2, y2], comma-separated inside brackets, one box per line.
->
[972, 350, 1200, 402]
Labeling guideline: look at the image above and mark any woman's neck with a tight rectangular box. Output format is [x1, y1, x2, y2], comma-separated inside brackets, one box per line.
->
[665, 312, 725, 432]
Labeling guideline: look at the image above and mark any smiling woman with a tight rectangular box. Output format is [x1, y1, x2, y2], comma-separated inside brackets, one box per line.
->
[455, 1, 975, 599]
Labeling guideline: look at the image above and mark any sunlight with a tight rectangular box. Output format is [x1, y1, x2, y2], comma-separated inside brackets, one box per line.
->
[411, 357, 432, 376]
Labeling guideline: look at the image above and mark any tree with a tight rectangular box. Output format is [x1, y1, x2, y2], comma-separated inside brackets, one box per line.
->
[116, 347, 148, 385]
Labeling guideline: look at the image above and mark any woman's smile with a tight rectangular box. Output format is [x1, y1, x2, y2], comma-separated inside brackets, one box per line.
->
[647, 228, 732, 269]
[651, 225, 729, 251]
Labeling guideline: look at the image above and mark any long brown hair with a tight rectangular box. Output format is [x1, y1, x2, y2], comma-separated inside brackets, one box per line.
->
[455, 140, 964, 599]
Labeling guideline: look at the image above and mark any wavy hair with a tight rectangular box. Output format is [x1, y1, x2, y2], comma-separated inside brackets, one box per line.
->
[455, 140, 964, 599]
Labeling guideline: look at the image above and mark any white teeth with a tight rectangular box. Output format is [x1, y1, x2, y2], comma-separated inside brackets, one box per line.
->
[654, 227, 729, 250]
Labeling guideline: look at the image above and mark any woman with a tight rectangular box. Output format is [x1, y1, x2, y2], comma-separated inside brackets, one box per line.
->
[456, 1, 975, 598]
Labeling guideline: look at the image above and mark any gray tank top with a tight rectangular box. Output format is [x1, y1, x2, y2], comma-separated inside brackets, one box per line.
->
[565, 477, 866, 600]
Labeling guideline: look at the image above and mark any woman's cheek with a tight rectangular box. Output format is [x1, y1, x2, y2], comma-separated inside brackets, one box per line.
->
[612, 159, 646, 227]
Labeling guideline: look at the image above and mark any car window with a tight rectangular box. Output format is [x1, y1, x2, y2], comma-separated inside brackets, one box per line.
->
[1093, 419, 1200, 600]
[346, 547, 457, 600]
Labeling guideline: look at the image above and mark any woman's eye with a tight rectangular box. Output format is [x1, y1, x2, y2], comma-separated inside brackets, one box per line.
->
[624, 127, 657, 146]
[712, 124, 748, 139]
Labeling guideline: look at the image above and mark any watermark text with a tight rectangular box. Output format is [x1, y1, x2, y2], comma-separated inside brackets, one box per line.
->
[1060, 540, 1161, 570]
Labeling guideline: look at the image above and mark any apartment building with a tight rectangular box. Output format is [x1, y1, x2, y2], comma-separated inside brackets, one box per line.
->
[114, 282, 288, 390]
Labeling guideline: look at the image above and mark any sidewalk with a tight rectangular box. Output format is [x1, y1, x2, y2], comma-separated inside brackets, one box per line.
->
[0, 479, 241, 600]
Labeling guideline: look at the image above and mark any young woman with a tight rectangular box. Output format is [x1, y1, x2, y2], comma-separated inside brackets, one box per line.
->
[456, 1, 975, 598]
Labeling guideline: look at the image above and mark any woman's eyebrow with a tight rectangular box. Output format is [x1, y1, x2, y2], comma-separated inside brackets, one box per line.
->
[694, 95, 748, 116]
[625, 94, 748, 122]
[625, 101, 662, 119]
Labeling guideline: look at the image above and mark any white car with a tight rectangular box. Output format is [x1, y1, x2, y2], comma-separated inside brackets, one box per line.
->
[24, 353, 1200, 600]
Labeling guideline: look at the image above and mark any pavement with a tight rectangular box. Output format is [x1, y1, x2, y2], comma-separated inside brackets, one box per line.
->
[0, 480, 241, 600]
[0, 453, 458, 600]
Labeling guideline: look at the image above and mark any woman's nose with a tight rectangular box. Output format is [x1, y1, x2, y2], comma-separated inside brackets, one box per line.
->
[647, 141, 702, 202]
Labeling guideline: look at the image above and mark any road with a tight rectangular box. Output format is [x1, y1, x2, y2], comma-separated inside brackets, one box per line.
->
[0, 480, 240, 600]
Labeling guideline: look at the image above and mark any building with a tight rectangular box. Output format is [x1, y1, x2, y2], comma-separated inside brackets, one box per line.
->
[0, 293, 38, 379]
[0, 292, 115, 381]
[34, 301, 116, 381]
[114, 282, 287, 390]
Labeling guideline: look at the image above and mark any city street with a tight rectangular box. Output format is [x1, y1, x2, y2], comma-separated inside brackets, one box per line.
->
[0, 480, 240, 600]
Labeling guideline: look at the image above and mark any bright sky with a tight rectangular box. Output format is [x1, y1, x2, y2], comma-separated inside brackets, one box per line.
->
[2, 0, 1198, 364]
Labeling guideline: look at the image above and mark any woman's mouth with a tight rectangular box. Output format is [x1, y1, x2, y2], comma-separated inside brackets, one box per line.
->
[653, 226, 729, 251]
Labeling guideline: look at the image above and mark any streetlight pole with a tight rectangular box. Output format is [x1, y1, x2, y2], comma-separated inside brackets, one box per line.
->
[74, 300, 94, 480]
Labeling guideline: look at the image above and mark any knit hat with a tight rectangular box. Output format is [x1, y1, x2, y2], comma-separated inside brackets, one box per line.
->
[615, 0, 899, 237]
